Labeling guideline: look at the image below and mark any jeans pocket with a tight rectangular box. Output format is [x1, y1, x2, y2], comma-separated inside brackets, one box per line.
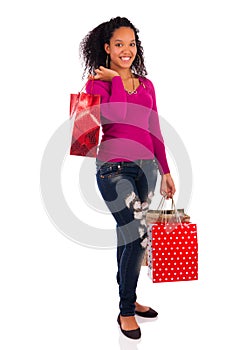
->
[98, 164, 123, 179]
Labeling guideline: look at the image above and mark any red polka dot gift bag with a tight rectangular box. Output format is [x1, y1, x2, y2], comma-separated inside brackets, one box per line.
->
[146, 197, 198, 283]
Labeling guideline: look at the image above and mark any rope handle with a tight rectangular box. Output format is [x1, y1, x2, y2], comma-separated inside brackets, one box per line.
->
[157, 195, 182, 224]
[171, 197, 182, 224]
[79, 77, 95, 94]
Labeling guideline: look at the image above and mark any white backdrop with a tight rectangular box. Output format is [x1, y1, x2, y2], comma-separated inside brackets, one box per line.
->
[1, 0, 233, 349]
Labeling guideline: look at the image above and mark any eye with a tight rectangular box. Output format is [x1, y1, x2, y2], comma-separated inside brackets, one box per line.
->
[130, 43, 136, 47]
[115, 43, 123, 47]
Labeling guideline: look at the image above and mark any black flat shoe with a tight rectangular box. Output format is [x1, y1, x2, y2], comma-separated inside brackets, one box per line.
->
[135, 307, 158, 318]
[117, 314, 141, 340]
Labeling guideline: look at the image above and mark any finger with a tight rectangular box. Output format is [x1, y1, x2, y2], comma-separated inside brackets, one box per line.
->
[170, 187, 175, 196]
[92, 73, 100, 80]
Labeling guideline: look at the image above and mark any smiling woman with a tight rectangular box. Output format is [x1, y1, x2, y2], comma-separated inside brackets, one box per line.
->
[103, 27, 138, 93]
[80, 16, 147, 78]
[78, 16, 176, 340]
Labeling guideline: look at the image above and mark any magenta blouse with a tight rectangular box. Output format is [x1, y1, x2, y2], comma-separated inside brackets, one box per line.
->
[86, 76, 170, 174]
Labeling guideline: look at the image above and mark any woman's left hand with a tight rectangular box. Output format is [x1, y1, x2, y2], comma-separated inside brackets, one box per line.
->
[160, 173, 176, 199]
[89, 66, 120, 81]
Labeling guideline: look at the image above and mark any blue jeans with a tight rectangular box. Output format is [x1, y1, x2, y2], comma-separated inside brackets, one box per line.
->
[96, 159, 158, 316]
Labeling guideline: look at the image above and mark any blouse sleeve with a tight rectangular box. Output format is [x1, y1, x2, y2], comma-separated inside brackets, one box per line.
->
[147, 79, 170, 175]
[86, 76, 127, 121]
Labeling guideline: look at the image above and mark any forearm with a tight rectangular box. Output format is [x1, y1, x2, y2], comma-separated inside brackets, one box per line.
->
[149, 112, 170, 175]
[86, 76, 127, 121]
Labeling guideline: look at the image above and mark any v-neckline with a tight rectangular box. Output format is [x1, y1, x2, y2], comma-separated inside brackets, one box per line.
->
[125, 76, 145, 95]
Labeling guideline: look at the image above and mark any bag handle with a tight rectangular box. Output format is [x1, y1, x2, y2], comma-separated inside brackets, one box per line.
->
[157, 195, 182, 224]
[171, 197, 182, 224]
[79, 77, 95, 94]
[157, 195, 166, 211]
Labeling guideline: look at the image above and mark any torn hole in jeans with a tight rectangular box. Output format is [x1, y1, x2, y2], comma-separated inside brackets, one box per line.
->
[140, 236, 148, 248]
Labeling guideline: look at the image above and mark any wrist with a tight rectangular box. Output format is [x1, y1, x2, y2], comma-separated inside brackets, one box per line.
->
[112, 73, 120, 79]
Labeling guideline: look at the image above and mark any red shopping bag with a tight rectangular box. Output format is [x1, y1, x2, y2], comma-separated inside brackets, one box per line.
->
[69, 80, 100, 157]
[147, 222, 198, 283]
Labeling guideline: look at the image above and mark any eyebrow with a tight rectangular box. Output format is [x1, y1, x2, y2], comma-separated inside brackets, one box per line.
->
[114, 39, 136, 42]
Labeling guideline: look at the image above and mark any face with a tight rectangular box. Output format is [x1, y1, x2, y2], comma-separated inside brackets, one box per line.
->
[104, 27, 137, 71]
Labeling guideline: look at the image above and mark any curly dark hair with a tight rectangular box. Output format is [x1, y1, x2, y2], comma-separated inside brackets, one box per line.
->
[79, 16, 147, 78]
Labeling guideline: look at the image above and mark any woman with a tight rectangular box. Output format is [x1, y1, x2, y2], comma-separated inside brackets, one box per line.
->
[80, 16, 176, 340]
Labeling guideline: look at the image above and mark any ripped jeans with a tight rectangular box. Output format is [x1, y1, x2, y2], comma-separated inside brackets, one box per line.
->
[96, 159, 158, 316]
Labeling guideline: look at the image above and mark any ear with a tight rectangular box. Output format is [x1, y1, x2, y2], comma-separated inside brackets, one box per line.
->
[104, 43, 110, 54]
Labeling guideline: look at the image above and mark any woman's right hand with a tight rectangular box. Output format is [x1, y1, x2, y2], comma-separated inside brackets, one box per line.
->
[160, 173, 176, 199]
[89, 66, 120, 82]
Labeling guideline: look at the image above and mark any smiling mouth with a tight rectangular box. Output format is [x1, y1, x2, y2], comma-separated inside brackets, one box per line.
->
[120, 57, 131, 61]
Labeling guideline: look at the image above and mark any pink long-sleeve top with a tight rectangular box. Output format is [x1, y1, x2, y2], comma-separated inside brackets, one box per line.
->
[86, 76, 170, 174]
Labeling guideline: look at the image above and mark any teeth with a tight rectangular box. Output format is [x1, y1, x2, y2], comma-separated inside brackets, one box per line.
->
[121, 57, 130, 61]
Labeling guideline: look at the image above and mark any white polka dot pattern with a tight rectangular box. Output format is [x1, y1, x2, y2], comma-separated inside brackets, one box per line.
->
[147, 223, 198, 283]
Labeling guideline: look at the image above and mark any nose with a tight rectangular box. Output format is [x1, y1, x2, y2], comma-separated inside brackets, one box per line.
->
[121, 45, 132, 53]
